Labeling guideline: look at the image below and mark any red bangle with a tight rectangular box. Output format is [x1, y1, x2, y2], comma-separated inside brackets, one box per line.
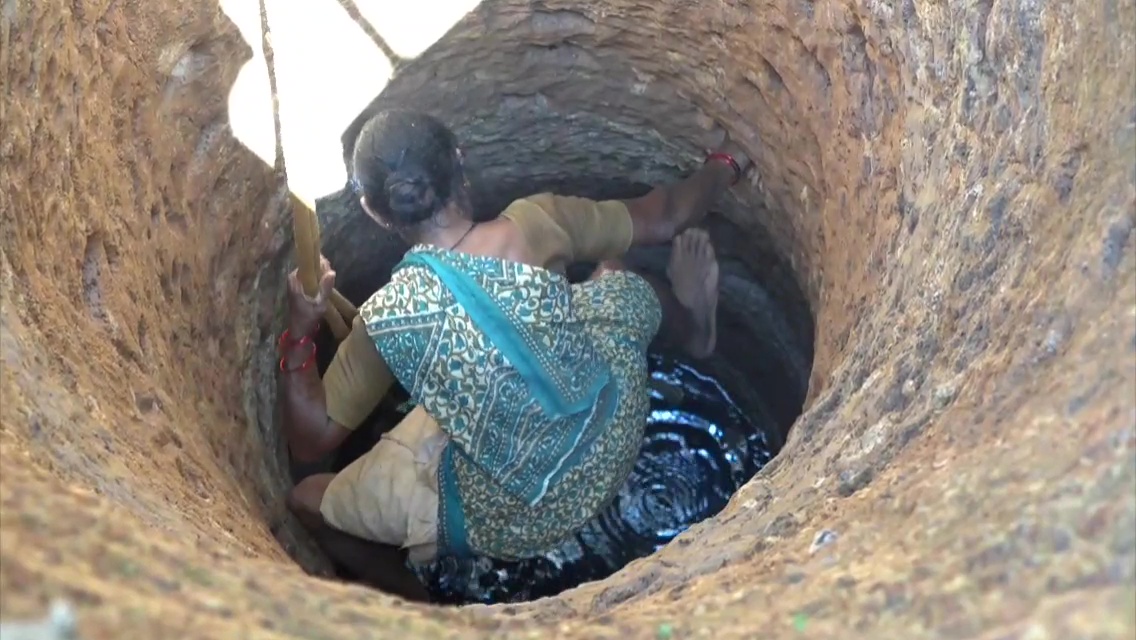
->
[705, 151, 742, 186]
[279, 341, 317, 373]
[278, 329, 312, 352]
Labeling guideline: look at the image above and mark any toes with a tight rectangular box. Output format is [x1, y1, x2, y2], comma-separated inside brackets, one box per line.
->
[690, 231, 709, 262]
[677, 229, 709, 259]
[684, 230, 700, 253]
[685, 230, 700, 254]
[696, 234, 709, 260]
[673, 230, 718, 271]
[699, 232, 713, 261]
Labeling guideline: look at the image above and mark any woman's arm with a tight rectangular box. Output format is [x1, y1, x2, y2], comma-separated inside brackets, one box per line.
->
[280, 342, 351, 463]
[280, 263, 391, 463]
[622, 160, 737, 245]
[505, 151, 742, 268]
[623, 136, 751, 245]
[280, 316, 396, 463]
[499, 137, 750, 267]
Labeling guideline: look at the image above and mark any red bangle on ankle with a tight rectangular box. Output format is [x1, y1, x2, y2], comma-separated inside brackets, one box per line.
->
[705, 151, 742, 186]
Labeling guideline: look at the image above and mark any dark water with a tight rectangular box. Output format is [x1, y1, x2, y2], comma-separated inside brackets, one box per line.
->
[407, 351, 777, 605]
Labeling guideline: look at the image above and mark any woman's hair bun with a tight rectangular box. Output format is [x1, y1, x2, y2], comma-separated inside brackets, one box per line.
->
[384, 168, 439, 223]
[352, 109, 462, 228]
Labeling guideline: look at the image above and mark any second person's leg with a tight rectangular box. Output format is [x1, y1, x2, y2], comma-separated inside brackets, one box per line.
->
[592, 229, 719, 359]
[288, 473, 431, 601]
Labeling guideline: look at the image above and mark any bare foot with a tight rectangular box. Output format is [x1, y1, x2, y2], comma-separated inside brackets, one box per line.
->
[666, 229, 719, 358]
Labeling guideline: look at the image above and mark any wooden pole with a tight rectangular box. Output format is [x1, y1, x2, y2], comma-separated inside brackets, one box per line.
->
[260, 0, 355, 341]
[292, 202, 352, 340]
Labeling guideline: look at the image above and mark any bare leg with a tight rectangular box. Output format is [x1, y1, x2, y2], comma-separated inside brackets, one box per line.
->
[288, 474, 431, 602]
[288, 473, 336, 529]
[666, 229, 719, 358]
[592, 229, 719, 358]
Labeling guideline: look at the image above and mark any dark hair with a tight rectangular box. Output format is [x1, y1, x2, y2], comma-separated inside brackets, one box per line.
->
[351, 109, 466, 228]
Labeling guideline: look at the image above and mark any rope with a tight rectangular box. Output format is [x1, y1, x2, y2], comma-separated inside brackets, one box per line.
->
[259, 0, 355, 341]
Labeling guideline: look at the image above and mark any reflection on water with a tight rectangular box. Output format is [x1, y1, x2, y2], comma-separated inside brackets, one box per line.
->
[412, 352, 778, 605]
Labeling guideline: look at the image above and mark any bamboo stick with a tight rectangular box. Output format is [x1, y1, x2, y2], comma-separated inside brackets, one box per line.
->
[292, 203, 351, 340]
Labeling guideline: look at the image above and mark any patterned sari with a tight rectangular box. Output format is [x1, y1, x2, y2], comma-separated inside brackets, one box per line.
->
[360, 244, 661, 559]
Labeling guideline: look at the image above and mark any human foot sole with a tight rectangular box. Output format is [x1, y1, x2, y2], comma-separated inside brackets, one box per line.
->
[666, 229, 719, 358]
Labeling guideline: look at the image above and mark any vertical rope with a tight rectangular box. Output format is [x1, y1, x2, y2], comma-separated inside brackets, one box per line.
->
[257, 0, 353, 340]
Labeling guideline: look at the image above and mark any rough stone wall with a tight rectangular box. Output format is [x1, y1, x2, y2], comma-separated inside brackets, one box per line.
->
[2, 0, 1134, 639]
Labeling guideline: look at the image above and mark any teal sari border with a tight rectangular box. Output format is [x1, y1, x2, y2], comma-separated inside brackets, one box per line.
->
[436, 446, 471, 558]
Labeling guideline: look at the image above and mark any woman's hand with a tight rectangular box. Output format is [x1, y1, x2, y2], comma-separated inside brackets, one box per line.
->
[287, 256, 336, 337]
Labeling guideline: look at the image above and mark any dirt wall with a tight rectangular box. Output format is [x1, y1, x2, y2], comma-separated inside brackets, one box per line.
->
[1, 0, 1133, 638]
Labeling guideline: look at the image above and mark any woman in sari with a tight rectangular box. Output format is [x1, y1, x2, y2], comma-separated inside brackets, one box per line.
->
[279, 109, 750, 580]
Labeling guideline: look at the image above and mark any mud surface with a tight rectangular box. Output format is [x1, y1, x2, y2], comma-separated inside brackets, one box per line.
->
[2, 0, 1135, 638]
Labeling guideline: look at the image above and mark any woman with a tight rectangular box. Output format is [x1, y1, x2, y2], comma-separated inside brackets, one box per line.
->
[279, 109, 750, 577]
